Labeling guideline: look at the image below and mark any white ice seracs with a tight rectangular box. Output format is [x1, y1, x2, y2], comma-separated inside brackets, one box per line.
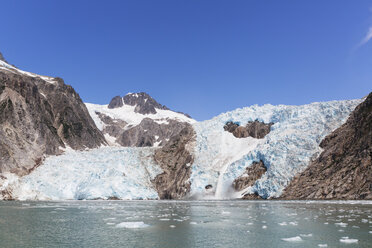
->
[190, 99, 361, 199]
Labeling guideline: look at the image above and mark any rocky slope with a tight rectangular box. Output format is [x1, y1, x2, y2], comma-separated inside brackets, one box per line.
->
[153, 124, 196, 199]
[86, 93, 195, 147]
[281, 93, 372, 200]
[0, 53, 106, 176]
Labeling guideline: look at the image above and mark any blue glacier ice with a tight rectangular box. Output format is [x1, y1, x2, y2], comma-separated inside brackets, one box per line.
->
[190, 99, 361, 199]
[9, 147, 162, 200]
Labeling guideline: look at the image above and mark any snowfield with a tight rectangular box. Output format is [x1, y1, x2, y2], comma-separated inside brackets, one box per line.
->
[0, 99, 361, 200]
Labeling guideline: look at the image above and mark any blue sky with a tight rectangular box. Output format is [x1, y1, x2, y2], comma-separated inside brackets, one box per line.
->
[1, 1, 372, 120]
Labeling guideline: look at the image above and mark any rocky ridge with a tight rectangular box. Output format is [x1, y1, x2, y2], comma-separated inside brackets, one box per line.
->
[0, 53, 106, 176]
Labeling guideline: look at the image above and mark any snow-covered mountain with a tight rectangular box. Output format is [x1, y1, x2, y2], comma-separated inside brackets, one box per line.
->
[0, 51, 369, 201]
[86, 93, 195, 147]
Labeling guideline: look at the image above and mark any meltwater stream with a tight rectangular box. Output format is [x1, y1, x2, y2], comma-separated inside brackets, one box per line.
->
[0, 201, 371, 248]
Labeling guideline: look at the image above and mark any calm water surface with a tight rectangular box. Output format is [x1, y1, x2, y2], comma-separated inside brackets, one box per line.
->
[0, 200, 371, 247]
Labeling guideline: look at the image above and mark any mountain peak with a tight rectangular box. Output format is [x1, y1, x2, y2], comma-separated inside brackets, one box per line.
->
[108, 92, 169, 114]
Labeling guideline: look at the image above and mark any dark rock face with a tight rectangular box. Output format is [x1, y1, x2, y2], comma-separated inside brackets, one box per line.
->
[281, 93, 372, 200]
[153, 124, 196, 199]
[0, 68, 106, 175]
[224, 120, 273, 139]
[233, 160, 267, 191]
[107, 96, 123, 109]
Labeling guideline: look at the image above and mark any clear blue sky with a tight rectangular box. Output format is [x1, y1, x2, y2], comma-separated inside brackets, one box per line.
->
[1, 1, 372, 120]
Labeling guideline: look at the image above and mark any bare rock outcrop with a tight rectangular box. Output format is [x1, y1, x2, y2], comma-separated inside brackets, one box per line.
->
[281, 93, 372, 200]
[0, 55, 106, 176]
[224, 120, 273, 139]
[233, 160, 267, 191]
[153, 124, 196, 199]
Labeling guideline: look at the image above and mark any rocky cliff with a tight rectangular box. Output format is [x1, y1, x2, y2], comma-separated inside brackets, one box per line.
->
[0, 53, 106, 176]
[281, 92, 372, 200]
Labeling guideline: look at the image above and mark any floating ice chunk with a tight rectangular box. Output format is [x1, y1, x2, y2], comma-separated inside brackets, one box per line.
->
[116, 222, 149, 229]
[281, 236, 303, 242]
[339, 237, 358, 244]
[190, 222, 197, 225]
[300, 233, 313, 237]
[103, 217, 116, 221]
[289, 222, 298, 226]
[159, 218, 170, 221]
[318, 244, 327, 247]
[106, 223, 116, 225]
[278, 222, 287, 226]
[169, 225, 176, 228]
[335, 222, 348, 227]
[361, 219, 368, 223]
[262, 225, 267, 229]
[221, 211, 231, 215]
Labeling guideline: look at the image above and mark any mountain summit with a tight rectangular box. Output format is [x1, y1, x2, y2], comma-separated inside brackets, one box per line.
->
[108, 92, 169, 115]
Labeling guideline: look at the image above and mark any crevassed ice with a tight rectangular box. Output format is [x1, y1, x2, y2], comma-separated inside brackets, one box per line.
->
[10, 147, 162, 200]
[190, 99, 361, 199]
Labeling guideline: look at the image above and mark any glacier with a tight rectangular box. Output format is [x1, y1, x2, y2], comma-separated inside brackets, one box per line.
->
[190, 99, 361, 199]
[3, 147, 162, 200]
[0, 99, 362, 200]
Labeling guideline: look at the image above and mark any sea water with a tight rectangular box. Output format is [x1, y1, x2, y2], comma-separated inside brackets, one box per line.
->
[0, 200, 371, 247]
